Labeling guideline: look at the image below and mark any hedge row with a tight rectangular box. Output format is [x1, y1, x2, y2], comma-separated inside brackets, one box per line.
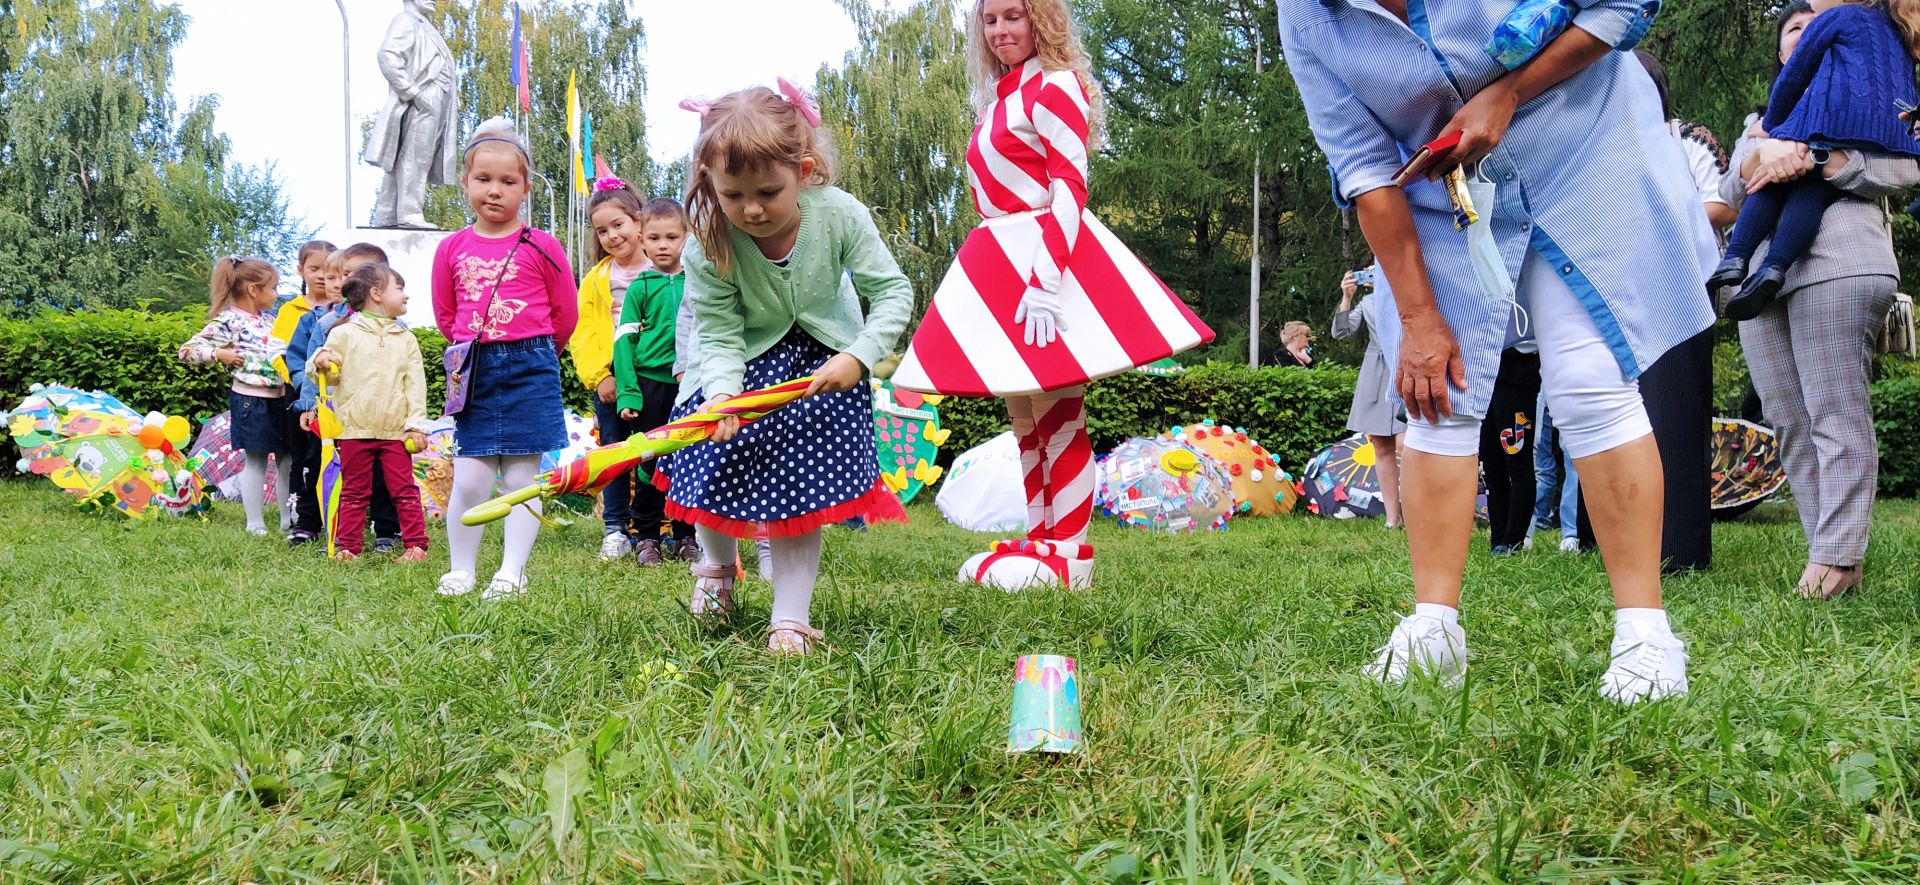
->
[5, 308, 1920, 495]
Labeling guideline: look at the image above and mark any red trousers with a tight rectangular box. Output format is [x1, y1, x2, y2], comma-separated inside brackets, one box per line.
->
[334, 439, 429, 554]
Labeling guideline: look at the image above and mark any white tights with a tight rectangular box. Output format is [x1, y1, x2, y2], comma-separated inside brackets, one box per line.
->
[696, 525, 823, 626]
[240, 451, 292, 532]
[446, 455, 544, 581]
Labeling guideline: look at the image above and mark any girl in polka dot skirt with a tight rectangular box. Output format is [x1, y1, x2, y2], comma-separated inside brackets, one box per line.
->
[663, 79, 913, 655]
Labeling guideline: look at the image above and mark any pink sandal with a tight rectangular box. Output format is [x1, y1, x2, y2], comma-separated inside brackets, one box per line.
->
[768, 620, 824, 656]
[688, 561, 738, 617]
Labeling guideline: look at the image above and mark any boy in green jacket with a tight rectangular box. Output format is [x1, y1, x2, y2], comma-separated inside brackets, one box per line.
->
[614, 198, 699, 566]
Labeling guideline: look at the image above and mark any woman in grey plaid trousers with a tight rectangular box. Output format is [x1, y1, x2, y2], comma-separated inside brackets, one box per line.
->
[1719, 9, 1920, 598]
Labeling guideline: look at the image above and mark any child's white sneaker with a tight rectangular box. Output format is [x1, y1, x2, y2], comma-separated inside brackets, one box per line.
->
[1365, 614, 1467, 688]
[598, 531, 634, 562]
[1600, 621, 1689, 704]
[1559, 536, 1579, 553]
[481, 572, 528, 601]
[246, 525, 270, 538]
[435, 570, 476, 597]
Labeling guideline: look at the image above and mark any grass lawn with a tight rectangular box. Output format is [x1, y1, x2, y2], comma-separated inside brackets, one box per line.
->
[1, 477, 1917, 882]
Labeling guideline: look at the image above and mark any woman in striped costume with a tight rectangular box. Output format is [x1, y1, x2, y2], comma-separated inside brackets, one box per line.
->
[892, 0, 1213, 591]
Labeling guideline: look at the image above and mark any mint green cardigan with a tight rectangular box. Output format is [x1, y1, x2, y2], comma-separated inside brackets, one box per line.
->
[679, 186, 914, 402]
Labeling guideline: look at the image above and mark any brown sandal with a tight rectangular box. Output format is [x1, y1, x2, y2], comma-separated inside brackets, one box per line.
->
[767, 620, 824, 656]
[688, 561, 739, 617]
[1799, 564, 1862, 600]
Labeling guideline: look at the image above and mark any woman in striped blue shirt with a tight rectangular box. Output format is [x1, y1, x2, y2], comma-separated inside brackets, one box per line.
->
[1277, 0, 1719, 703]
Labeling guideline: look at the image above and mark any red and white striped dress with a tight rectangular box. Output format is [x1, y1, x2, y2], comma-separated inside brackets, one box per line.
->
[892, 59, 1212, 398]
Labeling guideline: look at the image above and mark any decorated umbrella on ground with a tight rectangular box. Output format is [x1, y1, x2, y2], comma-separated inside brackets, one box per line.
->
[1135, 358, 1186, 377]
[1711, 417, 1786, 519]
[935, 431, 1028, 534]
[9, 410, 207, 518]
[1300, 434, 1388, 519]
[463, 376, 817, 526]
[186, 412, 285, 503]
[873, 379, 950, 503]
[1093, 436, 1236, 534]
[1166, 420, 1298, 516]
[410, 418, 457, 520]
[540, 410, 600, 473]
[5, 384, 141, 438]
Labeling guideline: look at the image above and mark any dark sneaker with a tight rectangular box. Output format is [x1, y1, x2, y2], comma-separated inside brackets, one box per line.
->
[373, 537, 401, 555]
[634, 538, 666, 567]
[287, 530, 317, 549]
[676, 538, 703, 563]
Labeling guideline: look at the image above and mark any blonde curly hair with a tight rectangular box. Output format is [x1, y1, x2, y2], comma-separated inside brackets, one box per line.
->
[966, 0, 1106, 149]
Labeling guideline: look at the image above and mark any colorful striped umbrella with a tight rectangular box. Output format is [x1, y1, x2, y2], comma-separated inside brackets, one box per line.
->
[462, 376, 815, 526]
[314, 371, 345, 556]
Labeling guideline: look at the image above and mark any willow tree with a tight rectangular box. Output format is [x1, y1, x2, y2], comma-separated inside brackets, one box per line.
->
[814, 0, 974, 317]
[427, 0, 649, 238]
[0, 0, 303, 313]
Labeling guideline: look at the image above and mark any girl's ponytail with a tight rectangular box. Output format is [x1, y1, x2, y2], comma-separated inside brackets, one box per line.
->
[208, 256, 277, 319]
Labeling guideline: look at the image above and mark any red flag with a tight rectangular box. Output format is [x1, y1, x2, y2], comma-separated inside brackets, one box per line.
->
[512, 4, 531, 113]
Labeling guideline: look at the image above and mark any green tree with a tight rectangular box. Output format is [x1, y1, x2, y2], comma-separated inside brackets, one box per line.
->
[814, 0, 974, 316]
[0, 0, 306, 314]
[428, 0, 650, 247]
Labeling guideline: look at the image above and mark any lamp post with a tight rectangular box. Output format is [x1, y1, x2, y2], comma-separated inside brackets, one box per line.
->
[1248, 24, 1263, 368]
[334, 0, 353, 228]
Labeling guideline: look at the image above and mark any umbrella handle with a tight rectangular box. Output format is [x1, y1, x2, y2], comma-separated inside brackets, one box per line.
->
[461, 481, 544, 526]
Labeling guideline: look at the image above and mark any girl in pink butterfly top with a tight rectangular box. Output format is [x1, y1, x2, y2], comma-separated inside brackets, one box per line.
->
[892, 0, 1212, 592]
[429, 117, 578, 602]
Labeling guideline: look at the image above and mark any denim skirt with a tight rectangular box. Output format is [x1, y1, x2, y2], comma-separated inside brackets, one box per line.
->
[452, 336, 566, 457]
[228, 390, 287, 455]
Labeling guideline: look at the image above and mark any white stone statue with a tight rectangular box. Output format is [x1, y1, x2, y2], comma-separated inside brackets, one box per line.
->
[362, 0, 459, 230]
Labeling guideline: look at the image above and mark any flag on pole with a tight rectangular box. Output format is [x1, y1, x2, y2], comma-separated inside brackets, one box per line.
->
[568, 71, 586, 193]
[510, 3, 531, 113]
[582, 110, 595, 185]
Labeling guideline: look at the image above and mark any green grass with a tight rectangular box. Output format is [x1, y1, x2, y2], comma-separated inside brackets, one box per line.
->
[2, 479, 1918, 882]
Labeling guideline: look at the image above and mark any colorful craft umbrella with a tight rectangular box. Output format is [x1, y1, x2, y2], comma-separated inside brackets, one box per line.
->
[1300, 434, 1388, 519]
[463, 376, 816, 526]
[411, 418, 457, 520]
[1711, 417, 1786, 519]
[540, 410, 599, 472]
[5, 383, 141, 438]
[1166, 421, 1297, 517]
[314, 371, 345, 556]
[873, 379, 950, 503]
[9, 418, 207, 519]
[1094, 436, 1236, 534]
[186, 412, 286, 503]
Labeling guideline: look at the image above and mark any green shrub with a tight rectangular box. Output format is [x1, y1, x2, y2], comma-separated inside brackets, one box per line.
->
[1872, 376, 1920, 497]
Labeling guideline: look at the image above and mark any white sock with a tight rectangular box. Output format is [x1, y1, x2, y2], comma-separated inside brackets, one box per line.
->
[273, 455, 294, 530]
[495, 455, 543, 582]
[768, 530, 823, 626]
[446, 456, 500, 575]
[696, 524, 738, 570]
[240, 451, 269, 531]
[1615, 607, 1673, 637]
[1414, 602, 1460, 626]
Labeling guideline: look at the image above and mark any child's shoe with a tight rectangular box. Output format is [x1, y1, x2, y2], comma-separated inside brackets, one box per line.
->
[247, 525, 270, 538]
[768, 620, 823, 656]
[1600, 621, 1689, 704]
[1364, 614, 1467, 688]
[373, 536, 401, 555]
[634, 539, 666, 566]
[436, 570, 477, 597]
[677, 537, 705, 564]
[688, 561, 738, 618]
[396, 547, 428, 563]
[481, 572, 528, 601]
[599, 531, 634, 562]
[286, 530, 317, 549]
[1559, 536, 1579, 553]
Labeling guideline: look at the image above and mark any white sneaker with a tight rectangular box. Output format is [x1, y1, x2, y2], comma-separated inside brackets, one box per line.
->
[1601, 622, 1689, 703]
[481, 573, 528, 601]
[435, 570, 476, 597]
[598, 531, 634, 562]
[1365, 614, 1467, 688]
[247, 525, 270, 538]
[1559, 536, 1579, 553]
[1522, 534, 1534, 550]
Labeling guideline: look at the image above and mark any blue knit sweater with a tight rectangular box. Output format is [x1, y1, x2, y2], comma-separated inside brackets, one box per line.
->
[1767, 4, 1920, 156]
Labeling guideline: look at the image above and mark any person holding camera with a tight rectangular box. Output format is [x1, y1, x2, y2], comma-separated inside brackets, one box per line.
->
[1332, 266, 1405, 528]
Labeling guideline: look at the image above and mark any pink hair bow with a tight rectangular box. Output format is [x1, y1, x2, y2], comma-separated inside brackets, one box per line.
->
[777, 77, 822, 128]
[678, 96, 714, 117]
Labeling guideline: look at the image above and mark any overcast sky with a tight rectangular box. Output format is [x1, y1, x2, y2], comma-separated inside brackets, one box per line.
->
[170, 0, 907, 233]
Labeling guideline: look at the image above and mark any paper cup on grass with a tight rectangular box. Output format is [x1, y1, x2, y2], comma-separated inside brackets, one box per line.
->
[1008, 654, 1082, 754]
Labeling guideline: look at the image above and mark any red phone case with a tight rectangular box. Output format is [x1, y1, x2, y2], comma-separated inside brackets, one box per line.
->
[1392, 131, 1464, 186]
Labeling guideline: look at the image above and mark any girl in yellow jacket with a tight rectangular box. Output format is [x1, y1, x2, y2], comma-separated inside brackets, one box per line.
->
[308, 262, 433, 562]
[573, 177, 655, 562]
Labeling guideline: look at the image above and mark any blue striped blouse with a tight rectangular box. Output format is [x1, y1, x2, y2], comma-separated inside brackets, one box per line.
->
[1277, 0, 1718, 419]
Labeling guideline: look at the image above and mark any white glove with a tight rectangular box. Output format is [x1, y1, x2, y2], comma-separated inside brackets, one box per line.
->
[1013, 286, 1066, 348]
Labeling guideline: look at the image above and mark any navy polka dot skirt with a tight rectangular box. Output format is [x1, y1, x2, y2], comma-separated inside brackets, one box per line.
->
[661, 329, 888, 538]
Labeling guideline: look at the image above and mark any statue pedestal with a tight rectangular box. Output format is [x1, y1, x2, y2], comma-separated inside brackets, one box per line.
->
[311, 226, 457, 332]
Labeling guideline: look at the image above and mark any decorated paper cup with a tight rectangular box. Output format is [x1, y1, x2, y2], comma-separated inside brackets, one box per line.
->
[1007, 654, 1082, 754]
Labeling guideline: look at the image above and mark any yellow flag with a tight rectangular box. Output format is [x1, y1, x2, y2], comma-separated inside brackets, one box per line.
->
[567, 71, 586, 194]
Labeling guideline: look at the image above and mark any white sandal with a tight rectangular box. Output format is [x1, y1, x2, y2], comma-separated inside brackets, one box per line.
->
[436, 570, 476, 597]
[689, 561, 739, 617]
[768, 620, 823, 656]
[481, 572, 528, 601]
